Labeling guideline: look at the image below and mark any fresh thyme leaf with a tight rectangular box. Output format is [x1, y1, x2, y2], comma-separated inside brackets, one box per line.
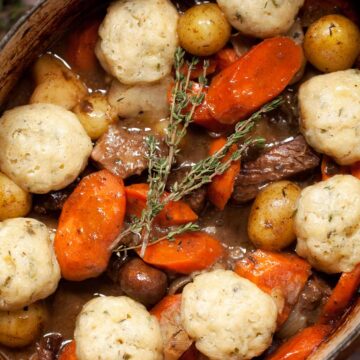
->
[112, 48, 283, 256]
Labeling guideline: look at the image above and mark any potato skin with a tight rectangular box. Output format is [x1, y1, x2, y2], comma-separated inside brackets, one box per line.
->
[178, 4, 231, 56]
[30, 54, 87, 109]
[73, 93, 116, 140]
[0, 302, 48, 348]
[0, 172, 31, 221]
[304, 15, 360, 73]
[248, 181, 301, 251]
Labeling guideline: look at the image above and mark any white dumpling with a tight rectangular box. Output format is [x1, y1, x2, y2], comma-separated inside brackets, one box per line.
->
[95, 0, 178, 85]
[75, 296, 163, 360]
[217, 0, 304, 38]
[295, 175, 360, 273]
[299, 69, 360, 165]
[0, 103, 92, 194]
[0, 218, 60, 310]
[181, 270, 277, 360]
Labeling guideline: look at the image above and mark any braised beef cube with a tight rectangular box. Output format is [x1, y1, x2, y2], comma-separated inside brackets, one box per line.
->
[232, 136, 320, 203]
[91, 124, 167, 179]
[36, 333, 63, 360]
[166, 166, 207, 214]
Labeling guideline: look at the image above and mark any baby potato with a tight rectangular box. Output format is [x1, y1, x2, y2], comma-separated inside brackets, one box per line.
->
[73, 93, 116, 140]
[30, 54, 88, 109]
[178, 4, 231, 56]
[248, 181, 301, 251]
[0, 302, 48, 348]
[304, 14, 360, 73]
[0, 172, 31, 221]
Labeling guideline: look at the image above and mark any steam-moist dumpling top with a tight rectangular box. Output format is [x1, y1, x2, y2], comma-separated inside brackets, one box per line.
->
[299, 69, 360, 165]
[96, 0, 179, 85]
[108, 76, 172, 118]
[0, 218, 60, 310]
[181, 270, 277, 360]
[0, 103, 92, 194]
[295, 175, 360, 273]
[74, 296, 163, 360]
[216, 0, 304, 38]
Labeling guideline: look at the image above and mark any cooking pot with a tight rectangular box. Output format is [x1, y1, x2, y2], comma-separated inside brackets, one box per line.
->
[0, 1, 359, 359]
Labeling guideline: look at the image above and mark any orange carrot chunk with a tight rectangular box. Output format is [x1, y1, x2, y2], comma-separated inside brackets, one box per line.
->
[151, 294, 193, 360]
[266, 324, 332, 360]
[66, 19, 101, 72]
[208, 137, 241, 210]
[320, 263, 360, 324]
[141, 231, 224, 274]
[167, 82, 228, 132]
[151, 294, 182, 320]
[321, 155, 349, 181]
[214, 48, 240, 71]
[207, 37, 303, 124]
[235, 250, 311, 326]
[58, 341, 77, 360]
[125, 183, 198, 226]
[54, 170, 126, 281]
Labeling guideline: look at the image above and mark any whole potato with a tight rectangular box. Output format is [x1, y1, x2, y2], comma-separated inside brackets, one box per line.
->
[248, 181, 301, 251]
[30, 54, 88, 109]
[0, 172, 31, 221]
[0, 302, 48, 348]
[178, 4, 231, 56]
[73, 93, 116, 140]
[304, 14, 360, 73]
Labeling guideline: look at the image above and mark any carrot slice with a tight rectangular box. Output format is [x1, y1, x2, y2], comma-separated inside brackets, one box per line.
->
[207, 37, 303, 124]
[151, 294, 193, 360]
[125, 183, 198, 226]
[151, 294, 182, 320]
[321, 155, 349, 180]
[266, 324, 332, 360]
[66, 19, 101, 72]
[207, 137, 240, 210]
[58, 341, 77, 360]
[141, 232, 224, 274]
[235, 250, 311, 326]
[215, 48, 240, 71]
[320, 264, 360, 324]
[167, 82, 227, 132]
[54, 170, 126, 281]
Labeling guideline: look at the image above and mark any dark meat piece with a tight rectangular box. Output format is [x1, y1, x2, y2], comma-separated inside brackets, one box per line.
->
[36, 333, 63, 360]
[278, 275, 331, 339]
[166, 166, 207, 214]
[91, 124, 167, 179]
[115, 258, 168, 307]
[33, 186, 75, 214]
[231, 136, 320, 203]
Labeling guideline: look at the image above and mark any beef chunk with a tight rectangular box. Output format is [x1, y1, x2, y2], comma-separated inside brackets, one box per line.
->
[278, 276, 331, 339]
[36, 333, 63, 360]
[166, 166, 207, 214]
[33, 186, 75, 214]
[91, 124, 167, 179]
[232, 136, 320, 203]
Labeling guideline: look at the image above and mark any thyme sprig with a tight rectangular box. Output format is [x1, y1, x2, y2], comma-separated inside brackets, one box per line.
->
[112, 48, 283, 256]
